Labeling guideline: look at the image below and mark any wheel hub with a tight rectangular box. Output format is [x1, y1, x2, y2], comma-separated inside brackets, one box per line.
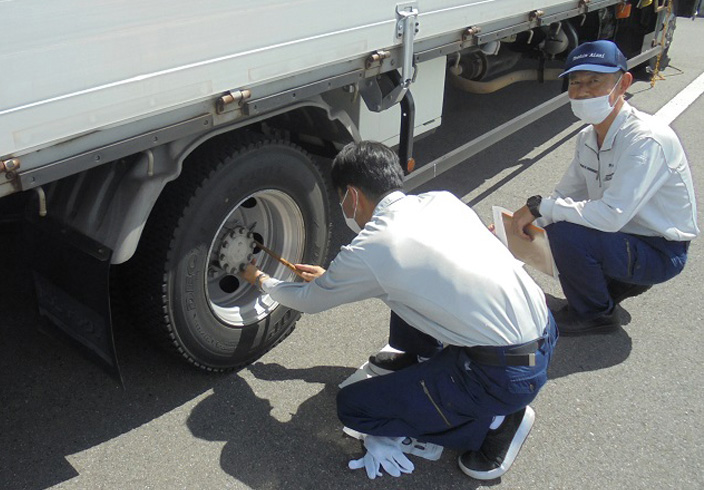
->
[205, 189, 306, 326]
[217, 226, 256, 274]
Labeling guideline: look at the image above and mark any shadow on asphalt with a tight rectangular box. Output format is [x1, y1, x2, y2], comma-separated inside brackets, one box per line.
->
[188, 362, 496, 489]
[545, 294, 633, 380]
[0, 225, 226, 490]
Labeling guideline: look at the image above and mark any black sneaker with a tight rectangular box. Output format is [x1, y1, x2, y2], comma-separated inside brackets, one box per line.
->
[607, 280, 652, 304]
[552, 305, 621, 336]
[458, 406, 535, 480]
[368, 350, 418, 375]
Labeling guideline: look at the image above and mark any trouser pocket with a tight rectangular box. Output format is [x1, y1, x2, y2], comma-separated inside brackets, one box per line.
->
[420, 379, 453, 428]
[506, 368, 547, 395]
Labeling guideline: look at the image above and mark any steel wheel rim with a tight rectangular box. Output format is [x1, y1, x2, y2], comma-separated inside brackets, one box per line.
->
[205, 189, 305, 326]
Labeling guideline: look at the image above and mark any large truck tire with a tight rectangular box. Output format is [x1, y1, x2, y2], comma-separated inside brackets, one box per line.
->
[128, 137, 331, 371]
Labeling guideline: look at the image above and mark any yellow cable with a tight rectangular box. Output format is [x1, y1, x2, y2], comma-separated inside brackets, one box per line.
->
[650, 0, 673, 87]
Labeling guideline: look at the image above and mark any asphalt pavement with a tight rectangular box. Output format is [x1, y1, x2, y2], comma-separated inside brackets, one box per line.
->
[1, 18, 703, 490]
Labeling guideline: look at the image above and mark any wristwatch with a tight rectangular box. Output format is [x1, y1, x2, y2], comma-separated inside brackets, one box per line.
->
[526, 195, 542, 218]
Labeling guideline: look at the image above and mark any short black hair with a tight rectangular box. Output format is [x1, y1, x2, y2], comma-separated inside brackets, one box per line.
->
[330, 141, 404, 201]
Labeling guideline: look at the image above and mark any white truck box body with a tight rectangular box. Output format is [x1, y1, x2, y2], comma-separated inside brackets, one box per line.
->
[1, 0, 574, 162]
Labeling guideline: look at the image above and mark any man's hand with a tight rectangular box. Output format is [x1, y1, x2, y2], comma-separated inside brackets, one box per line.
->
[510, 205, 537, 241]
[242, 262, 323, 286]
[295, 264, 326, 282]
[241, 263, 263, 285]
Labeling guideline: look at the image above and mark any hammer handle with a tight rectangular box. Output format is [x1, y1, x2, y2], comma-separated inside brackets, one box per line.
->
[254, 240, 307, 281]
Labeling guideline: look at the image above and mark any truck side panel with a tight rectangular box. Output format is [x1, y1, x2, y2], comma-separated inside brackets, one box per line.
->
[1, 0, 578, 161]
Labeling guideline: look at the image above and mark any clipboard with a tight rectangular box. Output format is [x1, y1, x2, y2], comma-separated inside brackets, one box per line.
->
[492, 206, 558, 278]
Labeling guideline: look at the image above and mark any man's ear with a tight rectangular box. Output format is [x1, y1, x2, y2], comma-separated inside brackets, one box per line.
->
[620, 72, 633, 93]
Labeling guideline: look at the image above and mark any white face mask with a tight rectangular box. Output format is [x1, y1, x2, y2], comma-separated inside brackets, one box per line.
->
[340, 188, 362, 234]
[569, 75, 623, 125]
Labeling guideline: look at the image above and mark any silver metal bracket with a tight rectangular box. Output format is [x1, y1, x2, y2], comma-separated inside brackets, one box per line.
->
[216, 89, 252, 115]
[361, 2, 419, 112]
[462, 26, 482, 45]
[365, 50, 391, 70]
[1, 157, 20, 173]
[529, 9, 545, 26]
[396, 2, 419, 89]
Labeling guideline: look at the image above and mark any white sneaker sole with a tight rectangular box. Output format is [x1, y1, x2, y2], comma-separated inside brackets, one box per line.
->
[458, 406, 535, 480]
[342, 426, 365, 440]
[366, 362, 396, 376]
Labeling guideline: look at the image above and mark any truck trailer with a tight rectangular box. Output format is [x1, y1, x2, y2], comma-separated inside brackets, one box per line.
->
[0, 0, 678, 378]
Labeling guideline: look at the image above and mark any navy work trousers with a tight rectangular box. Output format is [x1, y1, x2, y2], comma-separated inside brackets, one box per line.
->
[545, 222, 689, 319]
[337, 314, 557, 451]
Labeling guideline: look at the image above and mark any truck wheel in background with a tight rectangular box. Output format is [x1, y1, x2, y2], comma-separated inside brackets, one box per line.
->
[128, 137, 330, 371]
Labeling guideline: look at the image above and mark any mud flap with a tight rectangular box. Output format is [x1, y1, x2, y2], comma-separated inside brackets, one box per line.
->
[25, 217, 122, 384]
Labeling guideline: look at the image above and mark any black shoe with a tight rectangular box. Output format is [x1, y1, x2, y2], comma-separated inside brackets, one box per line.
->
[607, 280, 652, 304]
[368, 350, 418, 375]
[552, 305, 621, 336]
[458, 406, 535, 480]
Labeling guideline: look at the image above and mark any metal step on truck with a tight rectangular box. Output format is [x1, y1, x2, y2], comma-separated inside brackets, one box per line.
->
[0, 0, 679, 380]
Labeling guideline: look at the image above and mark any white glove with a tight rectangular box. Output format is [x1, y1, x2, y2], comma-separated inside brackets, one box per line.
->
[343, 429, 444, 462]
[348, 435, 415, 479]
[348, 450, 383, 479]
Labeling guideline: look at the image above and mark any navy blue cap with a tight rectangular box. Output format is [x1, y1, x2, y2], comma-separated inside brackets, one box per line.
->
[560, 40, 628, 77]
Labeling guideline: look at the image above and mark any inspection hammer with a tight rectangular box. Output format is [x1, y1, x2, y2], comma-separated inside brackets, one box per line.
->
[253, 239, 307, 281]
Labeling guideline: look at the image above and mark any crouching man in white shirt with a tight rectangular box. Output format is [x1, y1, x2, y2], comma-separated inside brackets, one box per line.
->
[243, 141, 557, 480]
[511, 41, 698, 336]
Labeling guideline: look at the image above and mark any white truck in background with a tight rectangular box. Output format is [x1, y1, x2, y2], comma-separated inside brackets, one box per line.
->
[0, 0, 678, 379]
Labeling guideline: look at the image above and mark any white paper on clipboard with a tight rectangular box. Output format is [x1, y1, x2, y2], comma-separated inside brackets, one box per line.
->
[492, 206, 559, 278]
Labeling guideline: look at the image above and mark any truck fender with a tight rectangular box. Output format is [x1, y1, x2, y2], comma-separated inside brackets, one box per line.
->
[45, 97, 359, 265]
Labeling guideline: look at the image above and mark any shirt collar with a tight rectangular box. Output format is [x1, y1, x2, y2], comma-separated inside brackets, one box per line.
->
[601, 101, 632, 150]
[373, 190, 406, 215]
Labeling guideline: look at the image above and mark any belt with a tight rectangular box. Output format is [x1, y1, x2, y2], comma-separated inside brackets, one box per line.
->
[465, 338, 544, 367]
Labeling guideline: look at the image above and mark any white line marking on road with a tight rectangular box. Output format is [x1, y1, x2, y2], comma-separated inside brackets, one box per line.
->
[655, 71, 704, 125]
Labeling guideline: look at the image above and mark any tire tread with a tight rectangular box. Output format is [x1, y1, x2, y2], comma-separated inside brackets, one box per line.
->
[125, 133, 330, 371]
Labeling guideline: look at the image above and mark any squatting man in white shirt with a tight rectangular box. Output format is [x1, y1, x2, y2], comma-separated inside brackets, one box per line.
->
[510, 41, 699, 336]
[242, 141, 557, 480]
